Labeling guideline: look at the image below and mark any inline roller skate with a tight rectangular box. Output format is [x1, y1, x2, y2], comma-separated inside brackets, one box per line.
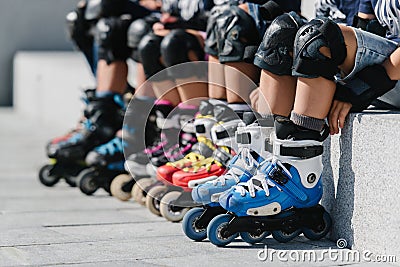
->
[182, 113, 274, 240]
[159, 104, 244, 222]
[38, 88, 120, 187]
[207, 117, 332, 246]
[145, 101, 217, 216]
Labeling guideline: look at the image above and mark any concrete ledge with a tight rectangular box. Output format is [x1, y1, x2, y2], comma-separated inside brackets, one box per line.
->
[13, 51, 95, 129]
[322, 111, 400, 260]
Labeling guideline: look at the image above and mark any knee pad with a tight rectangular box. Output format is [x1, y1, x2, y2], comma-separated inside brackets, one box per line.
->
[127, 15, 159, 62]
[217, 6, 261, 63]
[254, 12, 305, 76]
[160, 29, 205, 78]
[292, 18, 347, 80]
[138, 33, 169, 81]
[96, 15, 132, 64]
[66, 3, 94, 53]
[204, 4, 230, 57]
[100, 0, 128, 17]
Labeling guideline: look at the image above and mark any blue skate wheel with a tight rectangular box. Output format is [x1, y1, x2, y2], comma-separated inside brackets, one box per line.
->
[302, 211, 332, 240]
[207, 214, 236, 247]
[182, 207, 207, 241]
[272, 229, 302, 243]
[240, 231, 270, 245]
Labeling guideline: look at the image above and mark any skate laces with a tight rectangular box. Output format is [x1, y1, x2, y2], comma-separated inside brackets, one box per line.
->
[95, 137, 125, 156]
[184, 146, 229, 173]
[212, 147, 255, 185]
[166, 152, 205, 168]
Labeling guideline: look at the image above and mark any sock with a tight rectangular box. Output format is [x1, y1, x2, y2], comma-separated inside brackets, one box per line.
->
[228, 102, 252, 113]
[95, 91, 116, 98]
[291, 111, 325, 132]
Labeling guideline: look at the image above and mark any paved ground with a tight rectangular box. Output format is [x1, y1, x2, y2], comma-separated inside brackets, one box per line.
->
[0, 109, 392, 267]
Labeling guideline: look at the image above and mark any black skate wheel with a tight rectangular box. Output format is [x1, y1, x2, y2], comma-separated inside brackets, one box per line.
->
[131, 177, 155, 206]
[38, 164, 60, 187]
[145, 185, 168, 216]
[159, 191, 190, 222]
[302, 211, 332, 240]
[76, 168, 99, 196]
[65, 176, 77, 187]
[240, 231, 270, 245]
[182, 207, 207, 241]
[110, 174, 132, 201]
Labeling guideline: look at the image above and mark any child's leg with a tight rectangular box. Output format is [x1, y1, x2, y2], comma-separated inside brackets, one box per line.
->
[224, 62, 259, 104]
[208, 56, 227, 100]
[96, 60, 128, 94]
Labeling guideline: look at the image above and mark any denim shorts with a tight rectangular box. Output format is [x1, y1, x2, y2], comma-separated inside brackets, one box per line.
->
[339, 27, 400, 108]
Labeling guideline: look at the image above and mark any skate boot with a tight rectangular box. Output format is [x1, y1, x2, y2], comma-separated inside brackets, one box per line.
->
[207, 117, 332, 246]
[111, 100, 172, 201]
[39, 88, 97, 187]
[76, 135, 127, 195]
[182, 113, 274, 240]
[145, 101, 217, 216]
[159, 104, 244, 222]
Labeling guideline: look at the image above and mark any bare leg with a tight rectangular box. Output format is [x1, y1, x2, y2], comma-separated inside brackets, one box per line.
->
[152, 80, 181, 106]
[175, 77, 208, 106]
[96, 60, 128, 94]
[134, 63, 156, 98]
[224, 62, 259, 103]
[383, 47, 400, 80]
[259, 70, 297, 117]
[208, 56, 227, 99]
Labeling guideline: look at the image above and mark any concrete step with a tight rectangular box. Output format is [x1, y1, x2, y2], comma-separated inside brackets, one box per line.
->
[322, 111, 400, 261]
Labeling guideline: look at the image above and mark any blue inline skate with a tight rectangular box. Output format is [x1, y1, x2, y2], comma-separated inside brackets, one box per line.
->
[207, 117, 332, 246]
[182, 113, 274, 241]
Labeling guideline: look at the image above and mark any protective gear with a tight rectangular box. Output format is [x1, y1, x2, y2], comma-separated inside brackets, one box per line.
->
[254, 12, 305, 76]
[96, 15, 133, 64]
[127, 18, 155, 62]
[66, 3, 95, 71]
[352, 15, 387, 37]
[160, 29, 205, 78]
[292, 18, 346, 81]
[259, 0, 284, 21]
[204, 4, 230, 57]
[138, 33, 169, 81]
[334, 64, 397, 112]
[100, 0, 128, 17]
[85, 0, 102, 20]
[216, 6, 261, 63]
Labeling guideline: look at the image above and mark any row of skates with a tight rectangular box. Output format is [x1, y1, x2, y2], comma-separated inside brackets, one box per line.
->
[39, 95, 332, 247]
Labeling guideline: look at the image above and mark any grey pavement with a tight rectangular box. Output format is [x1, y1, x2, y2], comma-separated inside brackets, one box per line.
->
[0, 109, 394, 267]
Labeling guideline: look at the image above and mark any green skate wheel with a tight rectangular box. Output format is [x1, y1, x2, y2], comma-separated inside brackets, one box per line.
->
[182, 207, 207, 241]
[302, 211, 332, 240]
[38, 164, 61, 187]
[207, 214, 236, 247]
[159, 191, 189, 222]
[131, 177, 154, 206]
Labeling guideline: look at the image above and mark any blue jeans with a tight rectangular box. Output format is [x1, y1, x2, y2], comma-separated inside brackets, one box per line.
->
[339, 28, 400, 108]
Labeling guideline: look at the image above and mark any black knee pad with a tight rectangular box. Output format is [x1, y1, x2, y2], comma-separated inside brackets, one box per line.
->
[292, 18, 347, 80]
[96, 15, 132, 64]
[217, 6, 261, 63]
[254, 12, 305, 76]
[204, 4, 230, 57]
[160, 29, 205, 78]
[100, 0, 128, 17]
[66, 4, 94, 53]
[128, 19, 152, 62]
[138, 33, 169, 81]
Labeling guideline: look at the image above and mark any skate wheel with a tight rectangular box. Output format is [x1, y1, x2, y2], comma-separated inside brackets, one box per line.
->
[271, 228, 302, 243]
[38, 164, 60, 187]
[110, 174, 133, 201]
[302, 211, 332, 240]
[76, 168, 99, 196]
[159, 191, 189, 222]
[145, 185, 168, 216]
[131, 177, 154, 206]
[65, 176, 77, 187]
[182, 207, 207, 241]
[240, 231, 270, 245]
[207, 214, 236, 247]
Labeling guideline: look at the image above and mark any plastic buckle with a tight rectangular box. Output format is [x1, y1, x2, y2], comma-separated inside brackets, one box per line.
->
[267, 163, 288, 186]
